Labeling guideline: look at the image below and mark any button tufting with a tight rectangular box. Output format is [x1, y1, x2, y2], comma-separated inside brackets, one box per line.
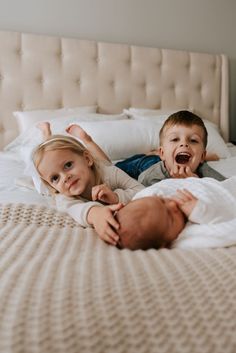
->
[15, 48, 23, 56]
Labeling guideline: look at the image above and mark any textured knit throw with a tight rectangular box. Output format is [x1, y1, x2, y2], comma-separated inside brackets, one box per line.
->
[0, 203, 236, 353]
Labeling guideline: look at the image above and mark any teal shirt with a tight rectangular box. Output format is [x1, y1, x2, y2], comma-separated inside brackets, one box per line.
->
[138, 161, 226, 187]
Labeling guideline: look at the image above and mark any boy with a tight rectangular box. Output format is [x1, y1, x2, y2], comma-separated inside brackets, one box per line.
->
[116, 110, 225, 185]
[115, 176, 236, 250]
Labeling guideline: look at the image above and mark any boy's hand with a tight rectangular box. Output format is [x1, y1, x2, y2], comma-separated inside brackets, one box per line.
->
[171, 189, 198, 218]
[170, 165, 198, 178]
[92, 184, 119, 204]
[87, 204, 123, 245]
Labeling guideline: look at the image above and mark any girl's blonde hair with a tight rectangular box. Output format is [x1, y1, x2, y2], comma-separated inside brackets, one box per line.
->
[33, 134, 101, 194]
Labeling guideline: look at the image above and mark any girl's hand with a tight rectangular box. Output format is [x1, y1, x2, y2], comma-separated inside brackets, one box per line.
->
[170, 165, 198, 179]
[87, 203, 123, 245]
[92, 184, 119, 204]
[171, 189, 198, 218]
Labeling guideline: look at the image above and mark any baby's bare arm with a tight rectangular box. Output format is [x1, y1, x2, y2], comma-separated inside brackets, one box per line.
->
[171, 189, 198, 218]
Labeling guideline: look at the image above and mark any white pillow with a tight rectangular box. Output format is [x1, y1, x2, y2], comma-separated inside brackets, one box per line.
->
[4, 113, 129, 161]
[203, 120, 231, 158]
[14, 106, 97, 133]
[5, 119, 159, 163]
[124, 108, 230, 159]
[124, 107, 195, 124]
[77, 120, 160, 161]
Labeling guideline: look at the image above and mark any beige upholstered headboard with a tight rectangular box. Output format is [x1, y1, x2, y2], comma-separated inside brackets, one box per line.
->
[0, 30, 229, 149]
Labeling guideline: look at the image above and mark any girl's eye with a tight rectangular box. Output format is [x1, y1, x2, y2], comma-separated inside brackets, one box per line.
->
[190, 139, 199, 143]
[171, 138, 178, 142]
[51, 175, 59, 183]
[64, 161, 73, 169]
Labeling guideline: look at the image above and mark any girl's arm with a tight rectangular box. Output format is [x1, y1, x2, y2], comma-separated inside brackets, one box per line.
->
[111, 166, 145, 203]
[55, 194, 122, 245]
[87, 203, 123, 245]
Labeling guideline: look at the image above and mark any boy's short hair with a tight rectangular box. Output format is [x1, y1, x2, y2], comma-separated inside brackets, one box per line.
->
[159, 110, 208, 147]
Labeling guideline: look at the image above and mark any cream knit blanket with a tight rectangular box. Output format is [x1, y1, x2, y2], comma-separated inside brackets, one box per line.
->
[0, 203, 236, 353]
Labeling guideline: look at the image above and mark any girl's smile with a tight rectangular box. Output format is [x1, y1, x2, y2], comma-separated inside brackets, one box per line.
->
[37, 149, 96, 198]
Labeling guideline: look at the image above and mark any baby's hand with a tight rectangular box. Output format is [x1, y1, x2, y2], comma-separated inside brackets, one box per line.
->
[66, 124, 92, 143]
[170, 165, 198, 179]
[92, 184, 119, 204]
[171, 189, 198, 218]
[87, 204, 123, 245]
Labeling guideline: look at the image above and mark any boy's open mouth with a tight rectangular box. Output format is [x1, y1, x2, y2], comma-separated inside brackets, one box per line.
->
[175, 152, 191, 164]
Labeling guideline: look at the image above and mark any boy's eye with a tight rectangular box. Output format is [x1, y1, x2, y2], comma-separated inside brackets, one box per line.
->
[190, 138, 199, 143]
[64, 161, 73, 169]
[171, 138, 178, 142]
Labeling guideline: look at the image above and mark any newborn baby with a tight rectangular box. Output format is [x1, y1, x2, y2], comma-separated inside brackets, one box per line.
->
[116, 176, 236, 250]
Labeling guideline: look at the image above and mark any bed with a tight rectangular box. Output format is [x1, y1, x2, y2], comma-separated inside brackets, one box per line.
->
[0, 30, 236, 353]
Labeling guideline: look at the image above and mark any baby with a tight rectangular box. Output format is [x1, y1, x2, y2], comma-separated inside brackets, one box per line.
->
[115, 176, 236, 250]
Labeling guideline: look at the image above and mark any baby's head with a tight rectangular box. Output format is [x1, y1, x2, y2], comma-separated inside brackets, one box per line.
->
[159, 110, 207, 173]
[116, 196, 186, 250]
[33, 135, 100, 196]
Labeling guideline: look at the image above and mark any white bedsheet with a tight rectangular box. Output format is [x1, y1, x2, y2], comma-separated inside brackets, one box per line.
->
[0, 152, 48, 206]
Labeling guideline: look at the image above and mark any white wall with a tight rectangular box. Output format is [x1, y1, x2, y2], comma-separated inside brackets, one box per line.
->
[1, 0, 236, 140]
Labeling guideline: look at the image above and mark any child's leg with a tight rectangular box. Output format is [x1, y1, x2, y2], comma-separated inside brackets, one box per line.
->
[37, 122, 52, 140]
[205, 152, 219, 161]
[66, 124, 111, 163]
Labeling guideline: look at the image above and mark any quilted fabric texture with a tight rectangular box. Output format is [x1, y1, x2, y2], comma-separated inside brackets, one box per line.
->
[0, 203, 236, 353]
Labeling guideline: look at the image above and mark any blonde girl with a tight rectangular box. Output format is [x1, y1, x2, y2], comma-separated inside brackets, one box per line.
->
[33, 124, 144, 245]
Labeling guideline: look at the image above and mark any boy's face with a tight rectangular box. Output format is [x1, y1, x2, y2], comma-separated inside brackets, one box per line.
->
[37, 149, 95, 197]
[159, 124, 206, 174]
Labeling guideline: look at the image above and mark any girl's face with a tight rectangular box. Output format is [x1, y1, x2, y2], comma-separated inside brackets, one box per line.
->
[37, 149, 96, 198]
[159, 124, 206, 174]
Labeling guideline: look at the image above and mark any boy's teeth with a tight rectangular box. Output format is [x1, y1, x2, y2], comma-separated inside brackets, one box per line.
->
[175, 153, 191, 164]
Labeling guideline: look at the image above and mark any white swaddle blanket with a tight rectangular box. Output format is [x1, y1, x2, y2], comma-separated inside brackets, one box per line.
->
[133, 176, 236, 248]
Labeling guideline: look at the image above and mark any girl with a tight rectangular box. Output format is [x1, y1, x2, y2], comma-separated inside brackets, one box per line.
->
[33, 123, 144, 246]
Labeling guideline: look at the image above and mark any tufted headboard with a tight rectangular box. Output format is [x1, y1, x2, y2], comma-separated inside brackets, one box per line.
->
[0, 30, 229, 149]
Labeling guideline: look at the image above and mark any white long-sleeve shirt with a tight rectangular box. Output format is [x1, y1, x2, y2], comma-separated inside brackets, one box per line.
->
[56, 162, 144, 227]
[133, 176, 236, 225]
[133, 176, 236, 248]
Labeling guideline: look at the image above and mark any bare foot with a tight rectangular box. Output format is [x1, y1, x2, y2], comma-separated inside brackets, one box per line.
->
[205, 153, 220, 162]
[66, 124, 92, 143]
[37, 122, 52, 139]
[146, 149, 160, 156]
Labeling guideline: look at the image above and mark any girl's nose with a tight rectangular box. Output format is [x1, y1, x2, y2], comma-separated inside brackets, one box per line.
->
[64, 174, 72, 183]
